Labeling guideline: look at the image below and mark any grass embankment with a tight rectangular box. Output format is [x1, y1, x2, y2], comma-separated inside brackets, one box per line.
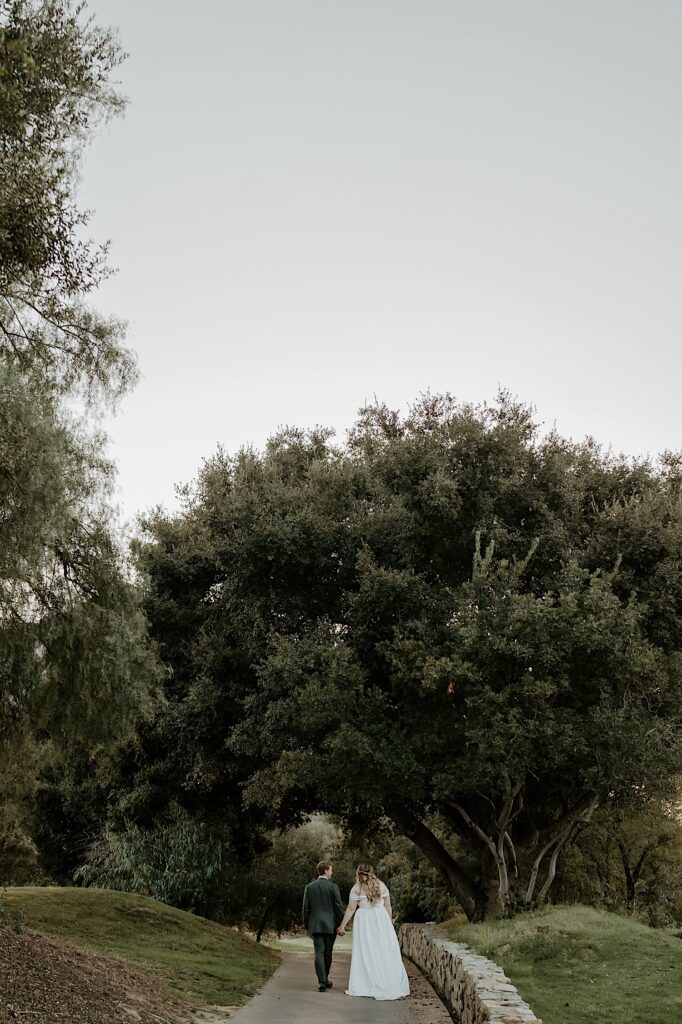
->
[4, 886, 278, 1008]
[444, 905, 682, 1024]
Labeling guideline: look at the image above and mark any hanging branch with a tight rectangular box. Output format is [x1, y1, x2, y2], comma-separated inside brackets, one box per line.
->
[448, 777, 526, 912]
[451, 800, 510, 908]
[526, 794, 599, 905]
[503, 831, 518, 879]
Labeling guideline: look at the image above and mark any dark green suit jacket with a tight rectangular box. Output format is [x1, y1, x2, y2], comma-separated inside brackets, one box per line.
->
[302, 876, 344, 934]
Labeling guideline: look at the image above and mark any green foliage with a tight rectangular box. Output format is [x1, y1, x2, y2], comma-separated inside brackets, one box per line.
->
[30, 742, 116, 881]
[0, 821, 36, 885]
[0, 1, 155, 768]
[0, 363, 158, 749]
[135, 394, 682, 921]
[445, 905, 682, 1024]
[554, 799, 682, 928]
[0, 887, 27, 931]
[75, 804, 226, 914]
[73, 811, 382, 935]
[0, 0, 135, 402]
[378, 836, 462, 924]
[222, 816, 385, 937]
[0, 733, 42, 884]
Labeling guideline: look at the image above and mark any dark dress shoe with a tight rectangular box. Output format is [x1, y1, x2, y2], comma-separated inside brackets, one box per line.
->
[325, 981, 333, 988]
[318, 985, 327, 991]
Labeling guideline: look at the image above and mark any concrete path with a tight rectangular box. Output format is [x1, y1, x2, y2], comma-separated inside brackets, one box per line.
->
[228, 949, 450, 1024]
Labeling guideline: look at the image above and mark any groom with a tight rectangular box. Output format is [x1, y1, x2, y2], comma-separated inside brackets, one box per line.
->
[302, 861, 344, 992]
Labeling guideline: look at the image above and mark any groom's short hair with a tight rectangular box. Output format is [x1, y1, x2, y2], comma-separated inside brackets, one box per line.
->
[317, 861, 332, 875]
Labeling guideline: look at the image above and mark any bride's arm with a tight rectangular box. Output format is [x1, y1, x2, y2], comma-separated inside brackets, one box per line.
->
[379, 883, 393, 921]
[337, 898, 359, 935]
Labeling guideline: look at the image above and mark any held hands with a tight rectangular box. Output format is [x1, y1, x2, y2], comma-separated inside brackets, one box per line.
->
[336, 926, 346, 936]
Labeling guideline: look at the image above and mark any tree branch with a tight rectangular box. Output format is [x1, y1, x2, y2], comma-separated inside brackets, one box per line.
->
[394, 810, 478, 920]
[450, 801, 512, 913]
[526, 794, 599, 904]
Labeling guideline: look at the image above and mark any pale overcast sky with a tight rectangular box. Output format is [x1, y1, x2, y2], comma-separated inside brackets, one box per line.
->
[80, 0, 682, 524]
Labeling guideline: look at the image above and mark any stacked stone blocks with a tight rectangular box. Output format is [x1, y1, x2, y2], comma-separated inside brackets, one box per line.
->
[398, 923, 542, 1024]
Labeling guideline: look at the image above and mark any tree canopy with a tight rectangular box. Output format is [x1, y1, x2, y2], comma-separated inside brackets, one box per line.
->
[135, 394, 682, 920]
[0, 1, 153, 767]
[0, 362, 155, 749]
[0, 0, 135, 401]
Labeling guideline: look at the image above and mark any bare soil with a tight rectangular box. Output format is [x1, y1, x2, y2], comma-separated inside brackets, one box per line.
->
[0, 926, 188, 1023]
[403, 959, 452, 1024]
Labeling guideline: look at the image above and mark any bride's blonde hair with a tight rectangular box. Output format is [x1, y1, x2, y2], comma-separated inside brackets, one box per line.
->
[356, 863, 382, 905]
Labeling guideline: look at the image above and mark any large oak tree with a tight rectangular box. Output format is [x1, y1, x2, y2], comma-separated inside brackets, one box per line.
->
[137, 395, 682, 920]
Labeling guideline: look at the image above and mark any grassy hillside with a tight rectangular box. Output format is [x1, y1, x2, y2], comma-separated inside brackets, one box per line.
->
[444, 905, 682, 1024]
[3, 886, 278, 1009]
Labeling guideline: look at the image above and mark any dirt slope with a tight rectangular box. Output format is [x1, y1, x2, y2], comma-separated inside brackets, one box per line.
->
[0, 926, 186, 1023]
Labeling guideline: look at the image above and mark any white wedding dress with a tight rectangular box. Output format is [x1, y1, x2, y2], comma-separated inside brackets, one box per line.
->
[345, 884, 410, 1001]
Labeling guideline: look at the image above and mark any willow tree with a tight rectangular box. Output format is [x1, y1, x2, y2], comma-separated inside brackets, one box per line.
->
[136, 395, 682, 920]
[0, 0, 135, 399]
[0, 1, 154, 768]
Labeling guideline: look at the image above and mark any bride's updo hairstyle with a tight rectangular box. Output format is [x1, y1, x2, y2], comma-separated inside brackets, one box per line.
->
[356, 863, 383, 905]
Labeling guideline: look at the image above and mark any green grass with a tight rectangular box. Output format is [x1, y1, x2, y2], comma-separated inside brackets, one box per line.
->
[443, 905, 682, 1024]
[4, 886, 278, 1008]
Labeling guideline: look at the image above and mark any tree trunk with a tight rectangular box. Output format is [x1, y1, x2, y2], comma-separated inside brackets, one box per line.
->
[398, 796, 598, 922]
[445, 780, 526, 920]
[616, 840, 636, 914]
[481, 869, 504, 920]
[396, 813, 479, 921]
[256, 904, 273, 942]
[525, 795, 599, 906]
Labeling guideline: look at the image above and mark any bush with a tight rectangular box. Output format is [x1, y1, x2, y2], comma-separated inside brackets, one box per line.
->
[75, 804, 226, 914]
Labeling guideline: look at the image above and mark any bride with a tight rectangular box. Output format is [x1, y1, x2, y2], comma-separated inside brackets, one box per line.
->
[337, 863, 410, 1001]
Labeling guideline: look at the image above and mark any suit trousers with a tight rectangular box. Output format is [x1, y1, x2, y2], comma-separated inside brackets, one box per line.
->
[311, 932, 336, 985]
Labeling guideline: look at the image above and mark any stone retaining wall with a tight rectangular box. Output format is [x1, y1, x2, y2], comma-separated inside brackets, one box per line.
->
[398, 923, 542, 1024]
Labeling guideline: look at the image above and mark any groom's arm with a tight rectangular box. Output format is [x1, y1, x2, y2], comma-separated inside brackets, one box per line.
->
[332, 883, 344, 926]
[302, 885, 310, 931]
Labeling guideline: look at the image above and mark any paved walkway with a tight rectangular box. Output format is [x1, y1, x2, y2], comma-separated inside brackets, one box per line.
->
[228, 949, 450, 1024]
